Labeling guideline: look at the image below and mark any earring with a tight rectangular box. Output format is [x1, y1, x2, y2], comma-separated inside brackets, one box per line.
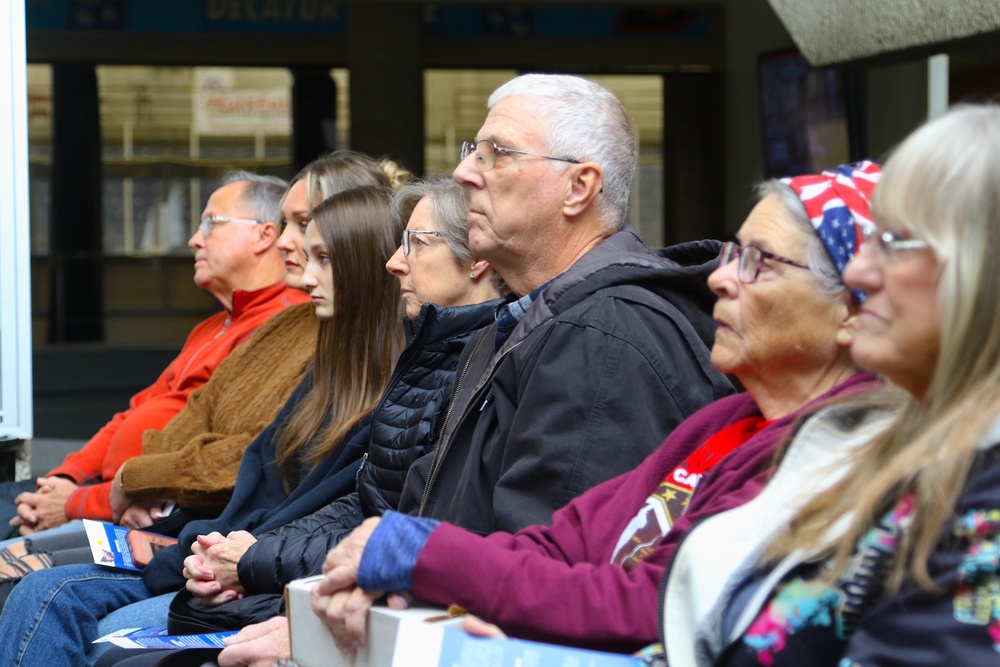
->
[469, 272, 476, 279]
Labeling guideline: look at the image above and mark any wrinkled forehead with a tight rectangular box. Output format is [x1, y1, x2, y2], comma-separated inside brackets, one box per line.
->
[405, 197, 436, 231]
[204, 180, 249, 216]
[479, 95, 550, 148]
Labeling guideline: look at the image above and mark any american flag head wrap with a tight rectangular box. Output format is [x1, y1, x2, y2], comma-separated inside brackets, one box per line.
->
[781, 160, 881, 303]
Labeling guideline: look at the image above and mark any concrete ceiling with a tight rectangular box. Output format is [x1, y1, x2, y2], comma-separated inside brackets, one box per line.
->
[766, 0, 1000, 66]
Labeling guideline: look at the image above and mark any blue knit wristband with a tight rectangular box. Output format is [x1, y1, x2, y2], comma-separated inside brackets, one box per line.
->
[357, 510, 440, 591]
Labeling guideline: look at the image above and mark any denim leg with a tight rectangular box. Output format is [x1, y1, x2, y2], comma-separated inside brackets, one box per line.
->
[0, 519, 87, 552]
[0, 480, 46, 542]
[86, 593, 175, 667]
[96, 591, 173, 635]
[0, 563, 151, 667]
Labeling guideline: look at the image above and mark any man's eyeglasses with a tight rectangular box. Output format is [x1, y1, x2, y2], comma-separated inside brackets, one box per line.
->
[860, 227, 929, 262]
[718, 241, 811, 285]
[402, 229, 445, 256]
[460, 139, 581, 172]
[199, 215, 263, 237]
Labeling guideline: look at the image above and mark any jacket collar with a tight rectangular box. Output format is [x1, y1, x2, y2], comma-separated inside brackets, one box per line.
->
[229, 281, 301, 317]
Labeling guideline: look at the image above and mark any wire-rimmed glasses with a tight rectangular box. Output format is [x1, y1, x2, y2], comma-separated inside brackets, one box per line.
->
[460, 139, 581, 172]
[402, 229, 445, 256]
[859, 227, 929, 263]
[199, 215, 263, 237]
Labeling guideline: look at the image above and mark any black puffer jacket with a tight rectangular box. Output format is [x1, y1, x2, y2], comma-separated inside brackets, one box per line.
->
[399, 229, 735, 534]
[235, 299, 499, 595]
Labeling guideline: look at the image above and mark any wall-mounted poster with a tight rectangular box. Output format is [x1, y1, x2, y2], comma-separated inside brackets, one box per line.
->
[759, 49, 856, 178]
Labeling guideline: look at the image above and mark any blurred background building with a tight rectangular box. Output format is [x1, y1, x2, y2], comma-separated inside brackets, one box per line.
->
[7, 0, 1000, 458]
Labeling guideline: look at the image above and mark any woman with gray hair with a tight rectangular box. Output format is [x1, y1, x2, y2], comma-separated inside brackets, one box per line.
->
[387, 175, 506, 319]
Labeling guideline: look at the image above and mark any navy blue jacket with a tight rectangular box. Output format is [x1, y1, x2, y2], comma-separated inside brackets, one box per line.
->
[142, 372, 370, 594]
[234, 300, 499, 595]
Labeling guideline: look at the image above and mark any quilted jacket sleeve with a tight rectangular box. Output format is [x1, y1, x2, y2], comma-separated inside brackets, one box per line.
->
[237, 491, 365, 595]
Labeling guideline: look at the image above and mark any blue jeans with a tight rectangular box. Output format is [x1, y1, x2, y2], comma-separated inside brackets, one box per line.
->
[0, 564, 151, 667]
[97, 591, 174, 639]
[0, 518, 87, 552]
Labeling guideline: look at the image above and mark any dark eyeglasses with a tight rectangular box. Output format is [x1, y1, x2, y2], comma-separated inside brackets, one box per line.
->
[199, 215, 262, 237]
[460, 139, 580, 172]
[401, 229, 445, 256]
[718, 241, 811, 284]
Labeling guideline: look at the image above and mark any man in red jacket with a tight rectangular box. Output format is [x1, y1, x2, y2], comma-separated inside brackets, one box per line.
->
[1, 171, 308, 537]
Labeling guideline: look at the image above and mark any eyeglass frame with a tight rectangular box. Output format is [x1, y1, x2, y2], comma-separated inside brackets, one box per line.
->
[402, 229, 445, 256]
[460, 139, 581, 172]
[860, 226, 929, 260]
[717, 241, 811, 285]
[199, 215, 263, 237]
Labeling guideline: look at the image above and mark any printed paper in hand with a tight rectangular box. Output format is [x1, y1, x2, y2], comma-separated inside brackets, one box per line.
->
[82, 519, 177, 571]
[94, 626, 237, 650]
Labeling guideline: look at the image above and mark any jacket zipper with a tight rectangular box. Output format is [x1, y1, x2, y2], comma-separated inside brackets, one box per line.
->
[417, 333, 486, 517]
[177, 313, 232, 379]
[417, 320, 551, 516]
[214, 313, 232, 339]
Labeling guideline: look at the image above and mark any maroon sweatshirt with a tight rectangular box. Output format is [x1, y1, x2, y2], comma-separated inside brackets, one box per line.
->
[411, 372, 880, 653]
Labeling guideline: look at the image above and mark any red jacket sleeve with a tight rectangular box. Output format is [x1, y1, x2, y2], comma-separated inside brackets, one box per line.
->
[55, 391, 189, 520]
[47, 380, 169, 486]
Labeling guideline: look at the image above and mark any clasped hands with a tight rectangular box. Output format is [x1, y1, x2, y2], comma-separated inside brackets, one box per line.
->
[109, 463, 175, 529]
[182, 530, 258, 606]
[10, 476, 77, 535]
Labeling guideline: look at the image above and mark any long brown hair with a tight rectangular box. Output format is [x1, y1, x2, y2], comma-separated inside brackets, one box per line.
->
[274, 186, 405, 487]
[764, 105, 1000, 593]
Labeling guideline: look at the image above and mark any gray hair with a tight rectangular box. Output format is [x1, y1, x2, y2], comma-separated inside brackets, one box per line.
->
[754, 180, 845, 298]
[393, 176, 508, 296]
[221, 170, 288, 223]
[488, 74, 635, 231]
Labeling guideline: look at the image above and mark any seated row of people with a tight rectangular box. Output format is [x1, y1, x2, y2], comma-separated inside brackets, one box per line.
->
[0, 72, 737, 667]
[1, 74, 996, 667]
[0, 152, 408, 576]
[1, 171, 305, 539]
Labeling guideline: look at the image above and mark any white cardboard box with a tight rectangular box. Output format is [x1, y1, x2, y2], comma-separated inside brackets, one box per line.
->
[286, 576, 642, 667]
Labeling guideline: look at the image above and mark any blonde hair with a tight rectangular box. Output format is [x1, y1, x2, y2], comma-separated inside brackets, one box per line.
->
[278, 150, 412, 219]
[274, 187, 405, 487]
[765, 104, 1000, 593]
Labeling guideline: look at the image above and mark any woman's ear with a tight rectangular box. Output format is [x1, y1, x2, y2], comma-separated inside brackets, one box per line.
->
[469, 258, 490, 280]
[836, 300, 860, 349]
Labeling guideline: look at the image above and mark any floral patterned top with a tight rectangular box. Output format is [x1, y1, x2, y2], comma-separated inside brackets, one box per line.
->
[712, 447, 1000, 667]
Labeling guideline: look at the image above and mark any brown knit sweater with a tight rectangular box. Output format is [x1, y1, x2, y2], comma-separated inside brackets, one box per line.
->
[121, 302, 317, 513]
